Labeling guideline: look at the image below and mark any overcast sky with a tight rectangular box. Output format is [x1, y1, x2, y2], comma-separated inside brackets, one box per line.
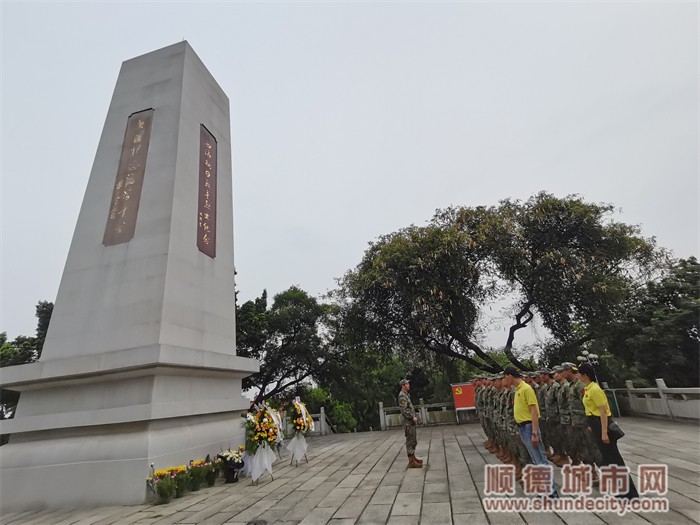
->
[1, 1, 698, 347]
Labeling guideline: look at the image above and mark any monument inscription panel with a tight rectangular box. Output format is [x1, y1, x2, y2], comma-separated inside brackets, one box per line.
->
[197, 125, 217, 257]
[103, 108, 154, 245]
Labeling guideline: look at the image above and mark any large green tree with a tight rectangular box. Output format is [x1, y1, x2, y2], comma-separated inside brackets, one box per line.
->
[597, 257, 699, 386]
[236, 287, 341, 404]
[340, 193, 659, 372]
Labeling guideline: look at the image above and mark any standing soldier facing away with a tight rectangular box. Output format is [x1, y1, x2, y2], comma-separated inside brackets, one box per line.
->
[398, 379, 423, 468]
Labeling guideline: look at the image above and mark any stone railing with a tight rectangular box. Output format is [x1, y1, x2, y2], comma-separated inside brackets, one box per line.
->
[604, 379, 700, 422]
[379, 399, 472, 430]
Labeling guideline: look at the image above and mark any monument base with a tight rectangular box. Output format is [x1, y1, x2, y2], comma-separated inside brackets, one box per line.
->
[0, 345, 257, 512]
[0, 413, 245, 511]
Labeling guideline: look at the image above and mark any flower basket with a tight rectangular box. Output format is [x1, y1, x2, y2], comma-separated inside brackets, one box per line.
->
[249, 442, 278, 482]
[287, 397, 313, 464]
[286, 433, 308, 464]
[245, 403, 282, 483]
[218, 448, 245, 484]
[222, 460, 244, 483]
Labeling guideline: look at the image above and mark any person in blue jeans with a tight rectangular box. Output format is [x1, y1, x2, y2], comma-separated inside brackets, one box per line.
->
[504, 366, 559, 498]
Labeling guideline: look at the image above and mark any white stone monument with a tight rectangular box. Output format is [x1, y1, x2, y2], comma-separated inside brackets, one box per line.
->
[0, 42, 258, 511]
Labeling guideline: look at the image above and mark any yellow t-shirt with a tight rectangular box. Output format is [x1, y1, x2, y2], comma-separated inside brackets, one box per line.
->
[582, 381, 612, 417]
[514, 381, 540, 423]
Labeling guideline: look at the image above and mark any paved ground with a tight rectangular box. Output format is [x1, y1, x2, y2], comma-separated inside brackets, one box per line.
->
[2, 417, 699, 525]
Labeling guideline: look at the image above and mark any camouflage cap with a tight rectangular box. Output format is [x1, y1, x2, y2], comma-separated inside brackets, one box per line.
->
[538, 368, 552, 375]
[551, 365, 564, 373]
[399, 379, 410, 385]
[528, 371, 540, 378]
[560, 362, 577, 371]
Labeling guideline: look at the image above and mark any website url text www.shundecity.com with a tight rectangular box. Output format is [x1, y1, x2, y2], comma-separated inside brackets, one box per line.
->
[483, 496, 669, 515]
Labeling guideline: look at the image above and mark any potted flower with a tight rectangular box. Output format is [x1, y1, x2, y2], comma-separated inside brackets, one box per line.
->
[189, 459, 208, 491]
[206, 455, 221, 486]
[156, 476, 176, 504]
[147, 467, 176, 505]
[167, 465, 189, 497]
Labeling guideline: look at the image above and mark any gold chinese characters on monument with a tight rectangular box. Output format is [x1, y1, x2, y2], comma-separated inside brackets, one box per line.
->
[197, 125, 217, 258]
[103, 109, 154, 246]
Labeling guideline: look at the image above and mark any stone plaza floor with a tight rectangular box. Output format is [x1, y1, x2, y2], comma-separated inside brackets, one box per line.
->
[2, 417, 699, 525]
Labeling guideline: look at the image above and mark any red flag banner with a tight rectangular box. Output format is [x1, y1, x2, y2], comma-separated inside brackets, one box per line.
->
[451, 383, 475, 410]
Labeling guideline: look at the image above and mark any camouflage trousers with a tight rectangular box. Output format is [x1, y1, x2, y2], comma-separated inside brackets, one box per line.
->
[510, 431, 532, 466]
[404, 424, 417, 456]
[568, 424, 603, 465]
[539, 418, 550, 451]
[484, 417, 496, 443]
[546, 420, 566, 456]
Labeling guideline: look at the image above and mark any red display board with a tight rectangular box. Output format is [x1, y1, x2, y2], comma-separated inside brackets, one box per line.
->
[451, 383, 475, 410]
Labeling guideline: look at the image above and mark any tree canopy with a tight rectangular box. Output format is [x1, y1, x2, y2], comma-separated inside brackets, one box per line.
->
[340, 193, 660, 372]
[596, 257, 699, 386]
[236, 286, 342, 404]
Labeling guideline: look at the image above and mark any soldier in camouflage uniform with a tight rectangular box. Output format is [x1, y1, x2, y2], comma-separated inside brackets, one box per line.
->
[482, 376, 505, 460]
[499, 379, 514, 463]
[479, 377, 496, 452]
[535, 369, 552, 458]
[398, 379, 423, 468]
[546, 366, 569, 466]
[495, 378, 508, 461]
[555, 364, 575, 465]
[486, 377, 503, 456]
[496, 376, 513, 463]
[476, 377, 496, 451]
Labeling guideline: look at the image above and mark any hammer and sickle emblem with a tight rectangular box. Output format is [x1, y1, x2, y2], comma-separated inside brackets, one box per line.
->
[455, 387, 463, 395]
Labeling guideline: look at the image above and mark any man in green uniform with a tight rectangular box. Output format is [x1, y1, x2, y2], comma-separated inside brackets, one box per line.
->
[476, 377, 495, 451]
[555, 363, 575, 466]
[484, 377, 500, 455]
[546, 366, 568, 466]
[398, 379, 423, 468]
[536, 369, 552, 458]
[495, 375, 513, 463]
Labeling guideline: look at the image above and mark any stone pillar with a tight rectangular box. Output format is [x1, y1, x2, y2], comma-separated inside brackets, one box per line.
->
[419, 398, 428, 425]
[379, 401, 386, 430]
[624, 380, 637, 413]
[320, 407, 327, 436]
[0, 42, 258, 511]
[655, 378, 675, 420]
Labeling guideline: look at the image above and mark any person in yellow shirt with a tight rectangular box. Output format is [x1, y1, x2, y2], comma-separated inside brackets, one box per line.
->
[578, 362, 638, 499]
[504, 367, 558, 498]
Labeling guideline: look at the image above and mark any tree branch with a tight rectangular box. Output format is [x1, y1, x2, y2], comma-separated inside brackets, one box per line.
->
[428, 338, 501, 373]
[503, 301, 534, 370]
